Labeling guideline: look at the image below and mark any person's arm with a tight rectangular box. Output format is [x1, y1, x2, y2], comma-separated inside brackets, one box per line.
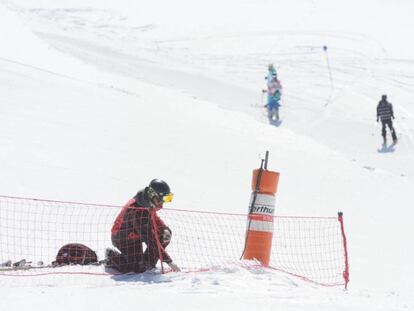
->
[152, 213, 180, 270]
[376, 104, 380, 122]
[275, 90, 281, 101]
[390, 104, 395, 119]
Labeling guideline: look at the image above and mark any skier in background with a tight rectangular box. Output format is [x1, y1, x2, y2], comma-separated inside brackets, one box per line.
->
[265, 74, 282, 122]
[106, 179, 180, 273]
[376, 94, 397, 145]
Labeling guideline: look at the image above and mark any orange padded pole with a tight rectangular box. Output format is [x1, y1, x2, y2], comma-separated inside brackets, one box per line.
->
[243, 168, 280, 266]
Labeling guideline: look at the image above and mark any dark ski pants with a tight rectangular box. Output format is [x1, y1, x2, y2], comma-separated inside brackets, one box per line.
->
[381, 119, 396, 140]
[109, 234, 170, 273]
[109, 236, 145, 273]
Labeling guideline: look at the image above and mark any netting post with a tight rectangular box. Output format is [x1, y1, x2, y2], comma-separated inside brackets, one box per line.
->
[338, 212, 350, 289]
[242, 152, 280, 266]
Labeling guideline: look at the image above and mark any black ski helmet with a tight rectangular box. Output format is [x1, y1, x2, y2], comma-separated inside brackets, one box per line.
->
[149, 179, 171, 197]
[381, 94, 387, 100]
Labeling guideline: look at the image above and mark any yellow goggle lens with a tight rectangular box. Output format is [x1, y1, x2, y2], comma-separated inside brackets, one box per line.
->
[162, 193, 174, 203]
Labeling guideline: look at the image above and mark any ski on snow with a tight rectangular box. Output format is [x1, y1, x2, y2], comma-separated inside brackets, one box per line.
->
[0, 259, 107, 272]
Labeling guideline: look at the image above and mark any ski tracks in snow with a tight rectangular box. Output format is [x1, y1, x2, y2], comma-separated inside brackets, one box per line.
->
[8, 5, 414, 175]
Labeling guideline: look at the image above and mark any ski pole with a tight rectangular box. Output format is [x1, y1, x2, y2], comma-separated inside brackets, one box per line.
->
[323, 45, 334, 90]
[323, 45, 334, 106]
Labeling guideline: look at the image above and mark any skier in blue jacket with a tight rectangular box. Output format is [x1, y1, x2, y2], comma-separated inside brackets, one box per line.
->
[266, 75, 282, 122]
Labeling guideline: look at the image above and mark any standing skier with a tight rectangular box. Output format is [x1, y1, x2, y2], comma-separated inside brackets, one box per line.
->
[266, 75, 282, 122]
[106, 179, 180, 273]
[376, 94, 397, 145]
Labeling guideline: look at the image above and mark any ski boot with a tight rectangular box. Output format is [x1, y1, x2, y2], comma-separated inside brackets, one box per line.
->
[13, 259, 27, 268]
[104, 248, 118, 268]
[391, 131, 398, 145]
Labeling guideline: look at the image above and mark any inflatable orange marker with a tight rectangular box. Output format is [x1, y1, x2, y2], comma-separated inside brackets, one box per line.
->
[242, 152, 280, 266]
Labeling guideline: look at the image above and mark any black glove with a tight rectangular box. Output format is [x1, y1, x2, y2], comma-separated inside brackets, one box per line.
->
[162, 228, 172, 244]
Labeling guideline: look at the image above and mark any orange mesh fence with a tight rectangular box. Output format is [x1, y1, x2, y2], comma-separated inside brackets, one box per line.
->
[0, 196, 349, 287]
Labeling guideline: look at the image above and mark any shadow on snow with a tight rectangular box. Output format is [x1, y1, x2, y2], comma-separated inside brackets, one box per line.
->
[377, 143, 396, 153]
[270, 119, 283, 127]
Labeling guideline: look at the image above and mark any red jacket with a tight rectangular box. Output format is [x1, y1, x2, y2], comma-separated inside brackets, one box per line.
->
[111, 197, 172, 263]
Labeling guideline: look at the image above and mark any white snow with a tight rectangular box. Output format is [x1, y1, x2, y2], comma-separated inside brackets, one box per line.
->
[0, 0, 413, 310]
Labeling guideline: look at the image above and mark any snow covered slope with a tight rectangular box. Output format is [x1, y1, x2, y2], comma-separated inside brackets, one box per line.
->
[0, 0, 413, 310]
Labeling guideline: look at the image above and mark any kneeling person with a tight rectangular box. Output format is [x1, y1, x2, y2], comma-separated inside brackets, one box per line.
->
[106, 179, 180, 273]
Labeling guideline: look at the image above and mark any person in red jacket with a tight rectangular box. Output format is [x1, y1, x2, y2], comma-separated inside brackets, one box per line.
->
[106, 179, 180, 273]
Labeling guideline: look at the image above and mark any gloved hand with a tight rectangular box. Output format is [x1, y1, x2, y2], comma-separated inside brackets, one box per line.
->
[392, 116, 395, 119]
[262, 89, 267, 93]
[376, 118, 379, 122]
[168, 261, 181, 272]
[162, 228, 172, 244]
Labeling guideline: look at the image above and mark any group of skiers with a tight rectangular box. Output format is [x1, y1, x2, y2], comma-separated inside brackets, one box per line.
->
[103, 68, 398, 275]
[265, 64, 397, 145]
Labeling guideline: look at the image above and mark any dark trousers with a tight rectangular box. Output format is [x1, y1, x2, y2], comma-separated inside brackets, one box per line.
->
[381, 119, 396, 140]
[110, 236, 145, 273]
[109, 234, 170, 273]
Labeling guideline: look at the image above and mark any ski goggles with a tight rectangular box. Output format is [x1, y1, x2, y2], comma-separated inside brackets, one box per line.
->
[162, 193, 174, 203]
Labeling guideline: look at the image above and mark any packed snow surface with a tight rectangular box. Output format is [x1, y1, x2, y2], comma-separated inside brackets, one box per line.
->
[1, 0, 413, 310]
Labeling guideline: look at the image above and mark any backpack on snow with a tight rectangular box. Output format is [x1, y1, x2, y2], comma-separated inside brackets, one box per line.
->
[52, 243, 98, 266]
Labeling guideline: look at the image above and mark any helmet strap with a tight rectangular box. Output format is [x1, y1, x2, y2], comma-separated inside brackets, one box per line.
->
[147, 187, 162, 207]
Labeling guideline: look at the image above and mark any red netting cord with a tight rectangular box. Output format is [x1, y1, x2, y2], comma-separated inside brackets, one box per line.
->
[0, 195, 350, 287]
[338, 212, 350, 289]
